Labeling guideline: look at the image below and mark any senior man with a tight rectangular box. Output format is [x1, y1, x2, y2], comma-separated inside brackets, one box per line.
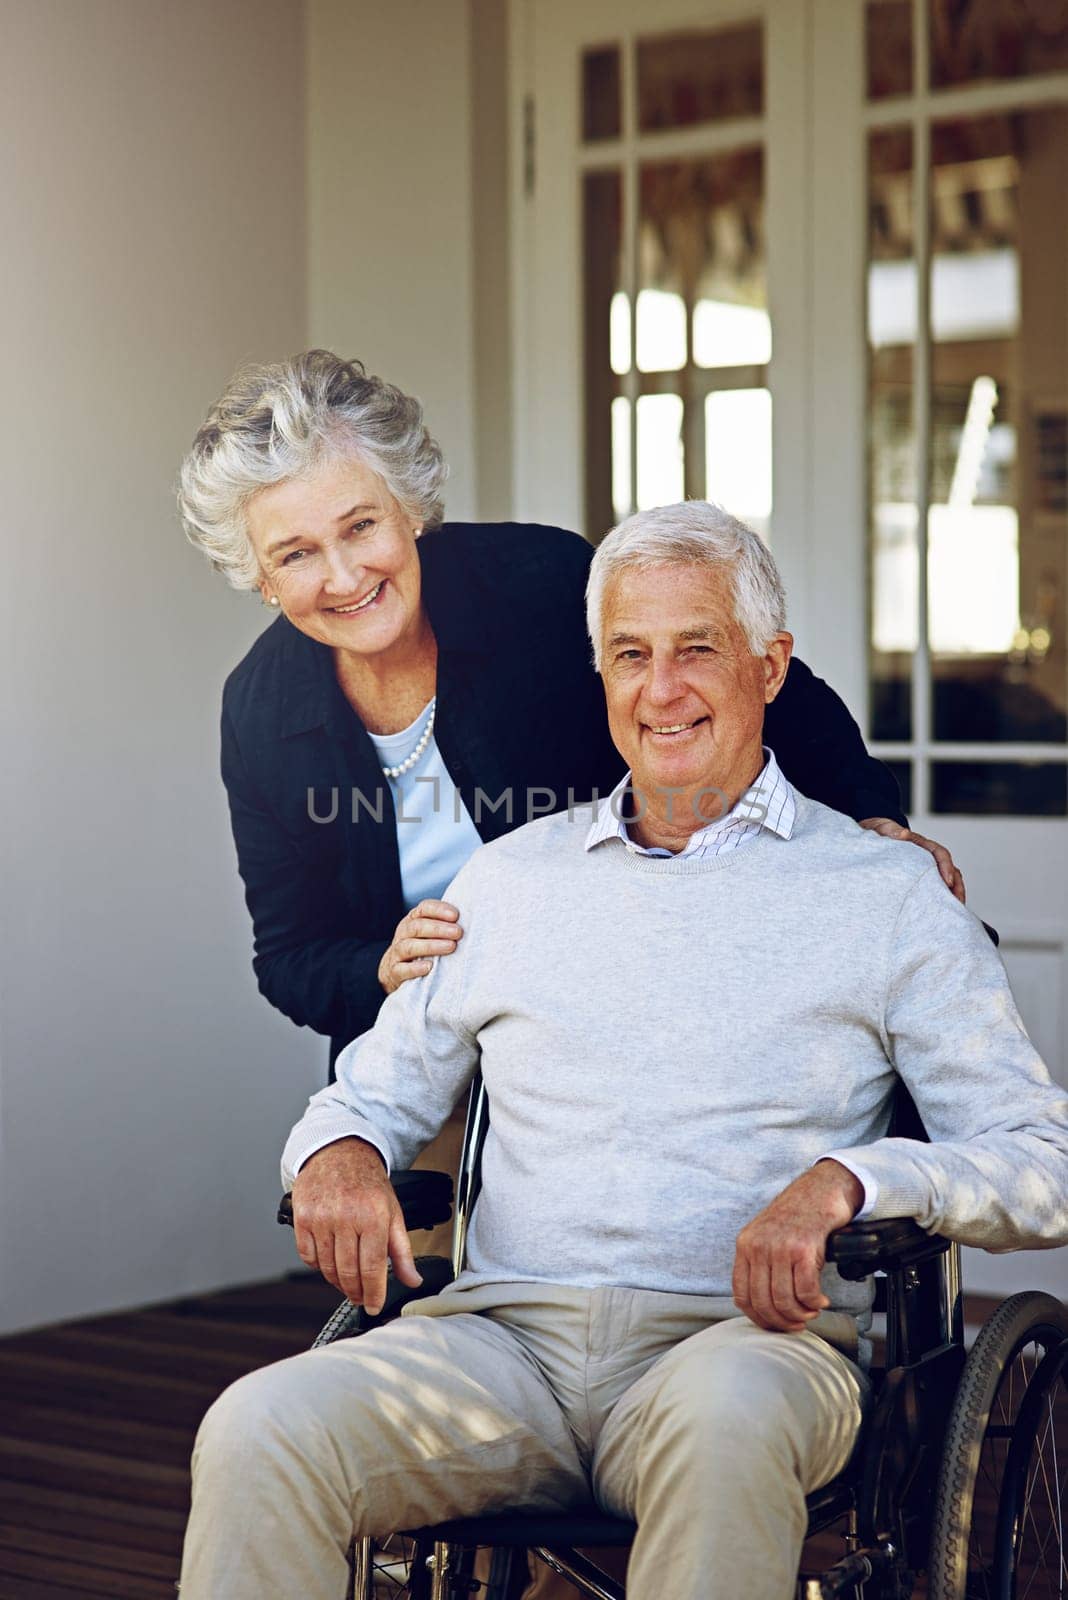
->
[180, 503, 1068, 1600]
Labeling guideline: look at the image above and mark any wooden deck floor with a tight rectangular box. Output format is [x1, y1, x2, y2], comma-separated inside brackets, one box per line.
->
[0, 1274, 339, 1599]
[0, 1281, 1054, 1599]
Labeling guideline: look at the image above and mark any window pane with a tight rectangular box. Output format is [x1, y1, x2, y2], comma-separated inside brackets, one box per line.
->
[1036, 410, 1068, 513]
[636, 289, 686, 373]
[705, 389, 772, 541]
[637, 24, 763, 133]
[640, 151, 768, 375]
[583, 45, 621, 142]
[583, 171, 624, 542]
[610, 291, 631, 376]
[693, 301, 771, 368]
[636, 393, 684, 509]
[929, 0, 1068, 91]
[867, 0, 913, 100]
[929, 111, 1068, 745]
[931, 761, 1067, 817]
[869, 127, 917, 741]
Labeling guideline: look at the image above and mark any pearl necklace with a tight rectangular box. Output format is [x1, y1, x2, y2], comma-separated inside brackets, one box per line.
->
[380, 699, 436, 779]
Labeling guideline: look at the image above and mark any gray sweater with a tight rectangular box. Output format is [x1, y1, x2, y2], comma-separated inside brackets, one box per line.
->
[283, 793, 1068, 1321]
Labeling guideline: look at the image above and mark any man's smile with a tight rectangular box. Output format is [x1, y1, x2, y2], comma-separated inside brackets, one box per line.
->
[643, 715, 710, 738]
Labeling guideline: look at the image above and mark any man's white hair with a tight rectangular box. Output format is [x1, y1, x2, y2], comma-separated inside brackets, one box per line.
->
[585, 501, 787, 669]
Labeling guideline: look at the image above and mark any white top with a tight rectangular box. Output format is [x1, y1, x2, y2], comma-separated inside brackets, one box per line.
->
[368, 703, 482, 912]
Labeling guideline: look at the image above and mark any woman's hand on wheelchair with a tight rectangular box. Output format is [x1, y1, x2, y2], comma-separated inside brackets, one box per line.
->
[290, 1138, 424, 1314]
[732, 1160, 865, 1334]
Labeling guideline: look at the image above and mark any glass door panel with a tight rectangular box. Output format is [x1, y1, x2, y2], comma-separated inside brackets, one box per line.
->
[636, 24, 763, 130]
[862, 9, 1068, 820]
[583, 110, 770, 540]
[929, 0, 1068, 89]
[582, 45, 622, 141]
[866, 0, 913, 99]
[928, 108, 1068, 782]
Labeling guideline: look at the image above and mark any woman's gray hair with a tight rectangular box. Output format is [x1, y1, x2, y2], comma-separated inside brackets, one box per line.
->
[177, 350, 448, 590]
[586, 502, 787, 668]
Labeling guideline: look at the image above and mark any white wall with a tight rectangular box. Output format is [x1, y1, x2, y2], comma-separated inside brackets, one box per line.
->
[0, 0, 324, 1334]
[307, 0, 481, 521]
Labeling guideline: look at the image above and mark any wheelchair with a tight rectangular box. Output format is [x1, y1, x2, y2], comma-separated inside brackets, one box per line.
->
[280, 1073, 1068, 1600]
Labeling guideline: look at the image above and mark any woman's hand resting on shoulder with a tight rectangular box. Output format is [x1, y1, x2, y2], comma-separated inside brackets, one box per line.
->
[859, 818, 966, 904]
[378, 899, 464, 995]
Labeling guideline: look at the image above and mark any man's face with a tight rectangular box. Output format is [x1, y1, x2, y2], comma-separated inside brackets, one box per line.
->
[599, 562, 792, 816]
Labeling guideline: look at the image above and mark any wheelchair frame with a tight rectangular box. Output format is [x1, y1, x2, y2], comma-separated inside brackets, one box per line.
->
[281, 1073, 1068, 1600]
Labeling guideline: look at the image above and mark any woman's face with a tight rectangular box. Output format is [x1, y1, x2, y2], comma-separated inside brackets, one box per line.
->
[247, 457, 425, 658]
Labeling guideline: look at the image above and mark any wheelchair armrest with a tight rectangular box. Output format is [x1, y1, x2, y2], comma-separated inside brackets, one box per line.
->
[826, 1216, 951, 1282]
[277, 1168, 455, 1233]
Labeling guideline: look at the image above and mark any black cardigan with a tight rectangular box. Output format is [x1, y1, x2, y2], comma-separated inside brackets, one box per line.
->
[221, 522, 904, 1059]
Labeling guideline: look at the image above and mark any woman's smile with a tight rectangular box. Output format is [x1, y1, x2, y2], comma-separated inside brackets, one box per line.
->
[326, 580, 386, 615]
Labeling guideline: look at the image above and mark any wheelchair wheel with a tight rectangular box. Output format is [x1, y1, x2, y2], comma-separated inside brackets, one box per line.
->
[352, 1534, 521, 1599]
[352, 1533, 430, 1598]
[929, 1290, 1068, 1600]
[992, 1331, 1068, 1600]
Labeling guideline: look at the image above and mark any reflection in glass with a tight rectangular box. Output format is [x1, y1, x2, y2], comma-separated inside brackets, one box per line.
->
[611, 398, 632, 524]
[610, 292, 631, 376]
[640, 151, 767, 376]
[930, 0, 1068, 90]
[868, 127, 917, 740]
[931, 762, 1067, 817]
[693, 301, 771, 368]
[636, 394, 684, 510]
[636, 289, 686, 373]
[705, 389, 772, 542]
[583, 171, 624, 542]
[1036, 411, 1067, 512]
[637, 25, 763, 132]
[583, 46, 622, 142]
[929, 111, 1068, 744]
[866, 0, 912, 100]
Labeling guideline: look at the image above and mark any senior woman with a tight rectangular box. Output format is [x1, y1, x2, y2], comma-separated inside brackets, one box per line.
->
[179, 350, 960, 1070]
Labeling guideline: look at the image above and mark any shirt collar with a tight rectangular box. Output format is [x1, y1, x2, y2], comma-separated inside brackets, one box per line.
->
[584, 748, 796, 854]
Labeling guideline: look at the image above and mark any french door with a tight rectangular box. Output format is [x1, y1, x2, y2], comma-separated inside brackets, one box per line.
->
[511, 0, 1068, 1298]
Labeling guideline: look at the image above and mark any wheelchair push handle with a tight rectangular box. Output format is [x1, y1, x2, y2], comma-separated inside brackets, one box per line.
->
[277, 1167, 455, 1234]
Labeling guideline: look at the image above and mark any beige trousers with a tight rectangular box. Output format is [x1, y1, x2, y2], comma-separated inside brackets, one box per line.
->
[179, 1280, 866, 1600]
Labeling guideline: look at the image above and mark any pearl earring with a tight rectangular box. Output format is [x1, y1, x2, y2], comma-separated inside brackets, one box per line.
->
[267, 596, 280, 607]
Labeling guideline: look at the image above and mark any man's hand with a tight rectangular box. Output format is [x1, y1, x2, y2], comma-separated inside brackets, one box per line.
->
[379, 899, 463, 995]
[859, 817, 966, 904]
[290, 1138, 423, 1315]
[732, 1161, 865, 1333]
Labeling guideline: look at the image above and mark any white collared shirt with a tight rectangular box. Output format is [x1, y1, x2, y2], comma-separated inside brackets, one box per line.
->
[585, 746, 796, 859]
